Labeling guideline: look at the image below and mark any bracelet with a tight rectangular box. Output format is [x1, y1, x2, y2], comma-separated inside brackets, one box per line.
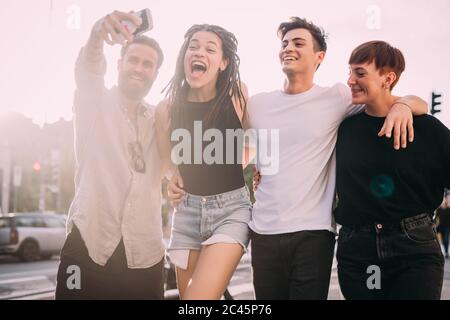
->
[393, 101, 412, 111]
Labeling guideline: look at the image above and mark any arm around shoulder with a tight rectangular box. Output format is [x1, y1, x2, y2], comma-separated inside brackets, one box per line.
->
[394, 95, 428, 115]
[232, 82, 250, 128]
[155, 99, 175, 180]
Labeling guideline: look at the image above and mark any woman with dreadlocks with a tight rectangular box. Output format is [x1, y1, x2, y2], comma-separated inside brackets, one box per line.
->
[155, 24, 252, 300]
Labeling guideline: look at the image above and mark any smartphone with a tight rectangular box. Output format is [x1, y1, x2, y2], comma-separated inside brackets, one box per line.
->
[133, 8, 153, 37]
[122, 8, 153, 38]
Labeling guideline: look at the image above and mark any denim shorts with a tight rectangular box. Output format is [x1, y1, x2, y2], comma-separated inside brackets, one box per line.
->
[168, 186, 252, 269]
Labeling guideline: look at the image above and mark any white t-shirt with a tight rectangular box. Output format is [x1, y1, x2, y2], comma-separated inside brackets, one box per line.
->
[248, 83, 363, 235]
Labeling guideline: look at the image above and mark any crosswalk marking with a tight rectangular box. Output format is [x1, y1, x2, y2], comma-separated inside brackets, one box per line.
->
[0, 276, 48, 285]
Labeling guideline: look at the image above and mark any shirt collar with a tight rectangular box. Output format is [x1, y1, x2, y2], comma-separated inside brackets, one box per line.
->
[113, 86, 154, 120]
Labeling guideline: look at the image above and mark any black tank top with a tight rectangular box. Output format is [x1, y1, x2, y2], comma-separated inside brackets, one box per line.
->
[173, 97, 245, 196]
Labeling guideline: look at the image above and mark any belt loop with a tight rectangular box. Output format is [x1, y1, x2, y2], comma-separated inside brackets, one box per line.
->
[216, 195, 223, 208]
[184, 194, 189, 207]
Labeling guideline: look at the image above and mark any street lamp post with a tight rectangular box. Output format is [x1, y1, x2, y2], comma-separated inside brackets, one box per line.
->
[0, 142, 11, 214]
[49, 0, 53, 26]
[33, 161, 45, 212]
[12, 166, 22, 212]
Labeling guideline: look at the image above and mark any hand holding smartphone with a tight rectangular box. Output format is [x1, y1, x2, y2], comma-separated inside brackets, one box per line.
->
[94, 9, 153, 46]
[122, 9, 153, 38]
[116, 9, 153, 44]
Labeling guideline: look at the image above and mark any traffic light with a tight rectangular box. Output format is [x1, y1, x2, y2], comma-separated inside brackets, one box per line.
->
[431, 91, 442, 116]
[48, 150, 61, 193]
[32, 162, 41, 172]
[30, 162, 42, 194]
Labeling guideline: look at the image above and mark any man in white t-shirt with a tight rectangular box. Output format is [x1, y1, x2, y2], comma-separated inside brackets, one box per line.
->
[248, 17, 427, 300]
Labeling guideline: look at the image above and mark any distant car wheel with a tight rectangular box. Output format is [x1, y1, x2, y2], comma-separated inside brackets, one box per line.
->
[19, 240, 40, 262]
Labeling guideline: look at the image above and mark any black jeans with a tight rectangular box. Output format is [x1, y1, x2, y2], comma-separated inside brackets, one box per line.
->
[337, 213, 444, 300]
[250, 229, 335, 300]
[55, 225, 164, 300]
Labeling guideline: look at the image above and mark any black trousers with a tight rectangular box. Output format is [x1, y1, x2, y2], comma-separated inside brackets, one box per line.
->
[250, 229, 335, 300]
[337, 213, 444, 300]
[55, 225, 164, 300]
[438, 226, 449, 255]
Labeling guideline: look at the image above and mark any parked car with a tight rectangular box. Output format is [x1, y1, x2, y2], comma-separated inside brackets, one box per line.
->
[0, 212, 66, 262]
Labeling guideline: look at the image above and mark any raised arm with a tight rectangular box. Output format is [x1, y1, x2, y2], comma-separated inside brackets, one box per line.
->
[81, 11, 141, 75]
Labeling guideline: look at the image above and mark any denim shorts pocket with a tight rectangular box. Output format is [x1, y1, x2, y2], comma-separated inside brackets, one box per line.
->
[223, 199, 252, 223]
[401, 221, 436, 243]
[223, 195, 251, 212]
[175, 197, 185, 211]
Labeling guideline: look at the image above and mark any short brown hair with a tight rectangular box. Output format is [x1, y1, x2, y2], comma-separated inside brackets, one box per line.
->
[121, 36, 164, 69]
[349, 40, 405, 90]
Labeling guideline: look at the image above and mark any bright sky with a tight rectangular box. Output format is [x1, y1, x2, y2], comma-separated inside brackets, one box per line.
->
[0, 0, 449, 127]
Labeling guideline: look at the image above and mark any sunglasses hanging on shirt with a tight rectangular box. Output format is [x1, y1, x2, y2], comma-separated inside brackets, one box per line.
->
[127, 104, 146, 174]
[128, 141, 146, 174]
